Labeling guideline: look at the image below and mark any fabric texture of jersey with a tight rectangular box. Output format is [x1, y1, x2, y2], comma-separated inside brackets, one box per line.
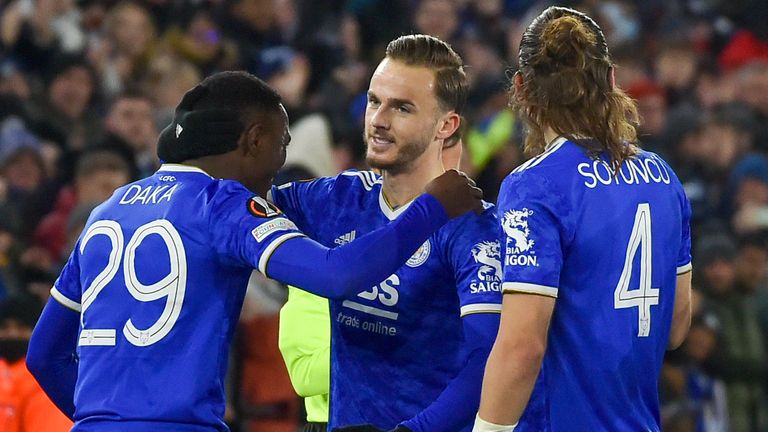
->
[271, 171, 502, 431]
[51, 164, 304, 432]
[497, 138, 693, 431]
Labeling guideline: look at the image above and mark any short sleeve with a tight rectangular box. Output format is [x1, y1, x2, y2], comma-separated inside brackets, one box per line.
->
[51, 245, 83, 312]
[210, 182, 305, 274]
[444, 205, 503, 316]
[657, 154, 693, 275]
[497, 172, 572, 298]
[677, 190, 693, 274]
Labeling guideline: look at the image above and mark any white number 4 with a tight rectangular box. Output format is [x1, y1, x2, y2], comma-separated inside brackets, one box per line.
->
[614, 203, 659, 337]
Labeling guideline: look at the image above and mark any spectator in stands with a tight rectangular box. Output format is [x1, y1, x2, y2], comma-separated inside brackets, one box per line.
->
[414, 0, 461, 45]
[660, 312, 729, 432]
[730, 155, 768, 233]
[0, 119, 48, 235]
[31, 149, 129, 266]
[0, 219, 18, 301]
[734, 234, 768, 355]
[626, 79, 668, 156]
[141, 53, 202, 130]
[654, 41, 701, 106]
[733, 62, 768, 150]
[695, 234, 768, 432]
[0, 295, 72, 432]
[100, 89, 158, 179]
[163, 7, 239, 75]
[0, 0, 84, 71]
[89, 1, 157, 97]
[33, 55, 99, 151]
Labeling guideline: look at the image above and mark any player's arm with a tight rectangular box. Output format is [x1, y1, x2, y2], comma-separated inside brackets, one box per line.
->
[265, 171, 483, 299]
[26, 297, 79, 419]
[400, 313, 500, 432]
[267, 192, 446, 299]
[669, 185, 693, 350]
[27, 245, 83, 420]
[475, 172, 568, 431]
[278, 287, 330, 397]
[668, 270, 692, 350]
[476, 293, 555, 429]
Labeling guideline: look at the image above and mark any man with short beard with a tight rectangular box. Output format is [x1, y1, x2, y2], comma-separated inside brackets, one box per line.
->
[271, 35, 502, 432]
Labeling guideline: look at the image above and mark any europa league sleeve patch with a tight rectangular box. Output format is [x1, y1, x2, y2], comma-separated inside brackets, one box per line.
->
[247, 195, 282, 218]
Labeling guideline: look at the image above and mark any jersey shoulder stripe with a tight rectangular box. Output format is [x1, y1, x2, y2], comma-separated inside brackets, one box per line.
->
[341, 170, 382, 191]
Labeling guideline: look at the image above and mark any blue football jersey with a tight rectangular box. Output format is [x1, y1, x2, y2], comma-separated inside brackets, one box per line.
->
[51, 164, 305, 432]
[271, 171, 502, 431]
[497, 138, 692, 431]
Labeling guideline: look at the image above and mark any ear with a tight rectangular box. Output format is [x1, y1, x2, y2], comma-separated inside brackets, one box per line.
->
[238, 122, 263, 156]
[514, 71, 525, 99]
[609, 66, 616, 90]
[435, 112, 461, 141]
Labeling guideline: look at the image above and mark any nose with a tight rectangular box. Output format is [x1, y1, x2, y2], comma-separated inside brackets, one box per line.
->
[369, 105, 390, 131]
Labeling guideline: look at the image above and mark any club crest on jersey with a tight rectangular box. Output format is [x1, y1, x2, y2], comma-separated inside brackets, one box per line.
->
[406, 240, 431, 267]
[502, 208, 538, 267]
[470, 241, 502, 293]
[247, 196, 281, 218]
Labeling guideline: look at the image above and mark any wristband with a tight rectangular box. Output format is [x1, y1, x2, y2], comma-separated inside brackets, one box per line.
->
[472, 415, 517, 432]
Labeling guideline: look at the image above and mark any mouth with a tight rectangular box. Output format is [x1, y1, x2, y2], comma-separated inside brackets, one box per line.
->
[369, 135, 395, 150]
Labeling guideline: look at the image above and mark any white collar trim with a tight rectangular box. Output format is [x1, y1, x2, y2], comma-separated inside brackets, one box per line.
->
[546, 136, 568, 151]
[378, 190, 413, 221]
[157, 164, 214, 178]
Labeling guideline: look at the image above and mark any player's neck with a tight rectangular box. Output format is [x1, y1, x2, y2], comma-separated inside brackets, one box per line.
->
[381, 152, 444, 209]
[543, 127, 560, 146]
[184, 159, 271, 197]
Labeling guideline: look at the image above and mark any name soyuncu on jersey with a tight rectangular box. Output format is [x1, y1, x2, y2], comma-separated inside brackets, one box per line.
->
[51, 164, 306, 431]
[271, 171, 502, 430]
[497, 138, 692, 432]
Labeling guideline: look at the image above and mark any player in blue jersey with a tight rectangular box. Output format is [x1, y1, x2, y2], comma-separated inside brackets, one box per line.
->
[270, 35, 502, 432]
[23, 71, 483, 432]
[474, 7, 693, 432]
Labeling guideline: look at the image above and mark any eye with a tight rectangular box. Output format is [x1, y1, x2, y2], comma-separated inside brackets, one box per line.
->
[397, 105, 411, 113]
[367, 97, 380, 106]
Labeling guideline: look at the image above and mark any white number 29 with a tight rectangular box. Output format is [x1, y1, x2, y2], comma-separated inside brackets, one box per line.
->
[78, 219, 187, 347]
[614, 203, 659, 337]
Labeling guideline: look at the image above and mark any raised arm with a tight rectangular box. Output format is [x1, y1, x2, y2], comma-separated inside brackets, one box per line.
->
[266, 170, 483, 299]
[267, 193, 445, 299]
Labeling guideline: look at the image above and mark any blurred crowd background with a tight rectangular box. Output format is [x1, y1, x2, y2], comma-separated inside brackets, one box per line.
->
[0, 0, 767, 431]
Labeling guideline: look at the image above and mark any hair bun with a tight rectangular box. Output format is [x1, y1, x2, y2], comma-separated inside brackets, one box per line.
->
[539, 15, 596, 69]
